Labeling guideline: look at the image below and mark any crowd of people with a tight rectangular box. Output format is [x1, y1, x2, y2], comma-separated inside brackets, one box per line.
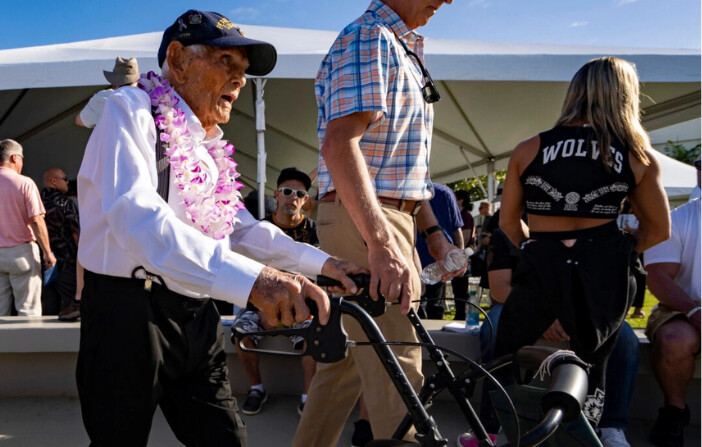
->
[0, 2, 699, 447]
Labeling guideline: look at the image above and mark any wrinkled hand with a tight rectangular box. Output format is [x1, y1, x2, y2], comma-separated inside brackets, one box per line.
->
[43, 252, 57, 270]
[368, 241, 413, 314]
[320, 257, 369, 295]
[542, 319, 570, 342]
[427, 233, 467, 281]
[248, 267, 331, 326]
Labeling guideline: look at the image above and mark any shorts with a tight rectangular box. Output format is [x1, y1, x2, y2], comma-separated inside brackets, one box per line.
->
[645, 304, 693, 341]
[232, 309, 311, 350]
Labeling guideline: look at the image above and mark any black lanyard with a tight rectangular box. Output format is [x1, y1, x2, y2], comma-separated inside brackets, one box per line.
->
[394, 33, 441, 103]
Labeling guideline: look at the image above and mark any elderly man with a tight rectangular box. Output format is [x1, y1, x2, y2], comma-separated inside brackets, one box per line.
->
[76, 10, 363, 446]
[645, 198, 701, 447]
[0, 139, 56, 316]
[41, 167, 82, 320]
[293, 1, 457, 446]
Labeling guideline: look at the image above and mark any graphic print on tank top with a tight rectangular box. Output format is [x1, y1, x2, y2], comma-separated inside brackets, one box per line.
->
[520, 126, 636, 218]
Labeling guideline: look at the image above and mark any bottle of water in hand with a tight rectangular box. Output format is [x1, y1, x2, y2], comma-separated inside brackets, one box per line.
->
[420, 247, 474, 285]
[465, 289, 481, 335]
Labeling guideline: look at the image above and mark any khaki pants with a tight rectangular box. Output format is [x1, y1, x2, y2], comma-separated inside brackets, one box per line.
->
[293, 201, 423, 447]
[0, 242, 42, 316]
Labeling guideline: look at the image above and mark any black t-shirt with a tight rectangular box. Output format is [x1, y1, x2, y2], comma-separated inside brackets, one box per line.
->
[487, 228, 521, 273]
[264, 215, 318, 246]
[41, 188, 80, 265]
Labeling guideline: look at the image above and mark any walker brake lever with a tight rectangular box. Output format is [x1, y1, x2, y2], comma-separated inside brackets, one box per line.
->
[230, 297, 348, 363]
[316, 274, 387, 317]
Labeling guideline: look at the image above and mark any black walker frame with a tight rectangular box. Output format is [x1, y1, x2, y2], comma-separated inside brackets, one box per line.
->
[232, 275, 591, 447]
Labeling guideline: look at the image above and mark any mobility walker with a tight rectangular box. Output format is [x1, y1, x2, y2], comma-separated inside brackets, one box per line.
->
[232, 274, 598, 447]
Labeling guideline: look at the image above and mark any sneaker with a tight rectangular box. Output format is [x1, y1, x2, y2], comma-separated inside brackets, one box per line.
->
[58, 301, 80, 321]
[649, 405, 690, 447]
[242, 388, 267, 415]
[456, 433, 498, 447]
[297, 401, 304, 416]
[351, 419, 373, 447]
[598, 427, 630, 447]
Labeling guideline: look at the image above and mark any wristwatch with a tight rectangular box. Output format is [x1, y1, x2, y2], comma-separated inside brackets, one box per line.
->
[420, 225, 442, 240]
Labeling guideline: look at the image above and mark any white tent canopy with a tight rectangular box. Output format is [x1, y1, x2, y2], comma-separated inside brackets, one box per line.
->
[0, 25, 699, 198]
[649, 149, 698, 200]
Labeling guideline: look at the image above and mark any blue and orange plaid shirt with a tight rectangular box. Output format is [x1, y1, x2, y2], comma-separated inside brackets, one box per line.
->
[315, 0, 434, 201]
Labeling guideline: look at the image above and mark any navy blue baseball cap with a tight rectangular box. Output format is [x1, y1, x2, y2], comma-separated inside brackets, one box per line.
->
[158, 10, 277, 76]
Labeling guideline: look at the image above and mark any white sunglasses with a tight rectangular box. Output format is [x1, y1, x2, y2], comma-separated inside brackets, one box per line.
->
[278, 187, 307, 199]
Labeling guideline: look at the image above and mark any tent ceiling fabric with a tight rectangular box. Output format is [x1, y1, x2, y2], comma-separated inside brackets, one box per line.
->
[0, 25, 699, 195]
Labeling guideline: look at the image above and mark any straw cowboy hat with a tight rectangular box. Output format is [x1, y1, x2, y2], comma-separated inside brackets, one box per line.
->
[103, 57, 140, 86]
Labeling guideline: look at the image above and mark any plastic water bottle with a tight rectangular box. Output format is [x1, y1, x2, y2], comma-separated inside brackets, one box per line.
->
[420, 247, 474, 285]
[465, 289, 480, 335]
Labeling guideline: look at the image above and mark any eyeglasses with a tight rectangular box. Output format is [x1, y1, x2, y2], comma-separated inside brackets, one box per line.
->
[278, 187, 307, 199]
[396, 37, 441, 104]
[55, 176, 68, 181]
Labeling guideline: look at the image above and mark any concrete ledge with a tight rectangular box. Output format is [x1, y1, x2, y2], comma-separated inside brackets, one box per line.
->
[1, 315, 699, 424]
[0, 316, 478, 397]
[0, 317, 80, 353]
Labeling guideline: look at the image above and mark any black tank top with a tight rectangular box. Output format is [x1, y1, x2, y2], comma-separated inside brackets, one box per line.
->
[520, 126, 636, 218]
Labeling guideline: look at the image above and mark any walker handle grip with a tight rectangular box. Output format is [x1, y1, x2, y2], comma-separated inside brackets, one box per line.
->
[316, 274, 386, 317]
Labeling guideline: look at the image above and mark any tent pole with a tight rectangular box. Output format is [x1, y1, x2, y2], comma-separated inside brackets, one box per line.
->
[253, 78, 268, 219]
[0, 89, 28, 128]
[459, 147, 488, 198]
[440, 81, 493, 157]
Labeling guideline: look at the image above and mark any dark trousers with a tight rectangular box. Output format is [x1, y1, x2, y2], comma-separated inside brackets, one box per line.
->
[76, 270, 246, 447]
[41, 261, 77, 315]
[600, 322, 640, 430]
[495, 222, 637, 426]
[451, 275, 469, 320]
[419, 282, 446, 319]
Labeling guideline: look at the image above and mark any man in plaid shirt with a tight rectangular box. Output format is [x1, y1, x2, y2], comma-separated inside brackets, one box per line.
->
[294, 1, 455, 445]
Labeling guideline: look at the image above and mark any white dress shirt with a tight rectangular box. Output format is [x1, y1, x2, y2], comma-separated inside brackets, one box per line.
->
[77, 86, 329, 307]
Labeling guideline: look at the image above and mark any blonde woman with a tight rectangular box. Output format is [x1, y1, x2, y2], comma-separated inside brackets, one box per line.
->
[497, 57, 670, 429]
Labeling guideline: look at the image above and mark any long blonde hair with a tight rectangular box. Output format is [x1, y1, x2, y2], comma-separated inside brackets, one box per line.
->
[556, 57, 650, 168]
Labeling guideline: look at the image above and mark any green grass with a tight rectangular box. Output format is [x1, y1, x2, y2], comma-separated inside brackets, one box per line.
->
[443, 288, 659, 331]
[626, 289, 658, 330]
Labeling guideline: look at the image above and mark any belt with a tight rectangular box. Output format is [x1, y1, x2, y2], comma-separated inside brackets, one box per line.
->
[320, 190, 421, 216]
[84, 270, 212, 320]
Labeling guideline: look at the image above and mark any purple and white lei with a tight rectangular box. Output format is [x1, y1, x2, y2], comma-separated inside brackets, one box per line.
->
[138, 71, 245, 240]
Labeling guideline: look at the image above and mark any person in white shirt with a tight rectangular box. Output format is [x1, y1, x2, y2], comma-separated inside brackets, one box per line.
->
[75, 10, 364, 446]
[75, 56, 140, 128]
[644, 198, 701, 447]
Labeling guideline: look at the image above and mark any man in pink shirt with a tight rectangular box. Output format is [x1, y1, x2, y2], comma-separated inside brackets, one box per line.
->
[0, 139, 56, 316]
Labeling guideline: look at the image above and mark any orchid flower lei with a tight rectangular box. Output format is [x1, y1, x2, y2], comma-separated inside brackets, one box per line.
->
[138, 71, 245, 240]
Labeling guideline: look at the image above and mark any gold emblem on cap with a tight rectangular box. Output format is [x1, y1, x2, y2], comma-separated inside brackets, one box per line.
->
[216, 18, 236, 30]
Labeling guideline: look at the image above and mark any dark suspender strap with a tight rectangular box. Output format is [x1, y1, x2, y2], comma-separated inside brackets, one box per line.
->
[154, 121, 170, 201]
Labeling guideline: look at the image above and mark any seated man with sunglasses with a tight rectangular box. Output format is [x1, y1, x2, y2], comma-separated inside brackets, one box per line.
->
[233, 167, 318, 416]
[264, 167, 318, 246]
